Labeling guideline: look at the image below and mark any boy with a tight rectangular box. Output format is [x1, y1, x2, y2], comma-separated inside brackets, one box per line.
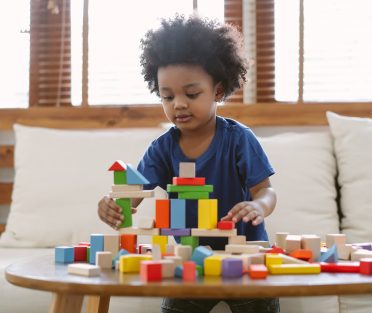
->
[98, 15, 279, 313]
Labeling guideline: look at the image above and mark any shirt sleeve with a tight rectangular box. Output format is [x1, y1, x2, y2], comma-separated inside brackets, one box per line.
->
[236, 127, 275, 189]
[137, 139, 172, 191]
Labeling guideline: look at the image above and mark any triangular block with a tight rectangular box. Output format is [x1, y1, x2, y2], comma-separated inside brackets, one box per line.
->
[126, 164, 150, 184]
[108, 160, 126, 171]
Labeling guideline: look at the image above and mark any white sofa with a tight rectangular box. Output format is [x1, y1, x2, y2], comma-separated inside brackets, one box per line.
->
[1, 112, 372, 313]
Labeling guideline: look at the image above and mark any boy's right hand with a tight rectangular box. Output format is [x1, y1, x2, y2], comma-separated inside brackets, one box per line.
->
[97, 196, 124, 230]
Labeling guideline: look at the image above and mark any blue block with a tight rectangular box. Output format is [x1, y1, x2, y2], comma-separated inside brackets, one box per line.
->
[126, 164, 150, 185]
[175, 265, 183, 278]
[112, 248, 129, 268]
[191, 246, 214, 267]
[318, 244, 338, 263]
[171, 199, 186, 229]
[90, 234, 104, 264]
[55, 246, 74, 264]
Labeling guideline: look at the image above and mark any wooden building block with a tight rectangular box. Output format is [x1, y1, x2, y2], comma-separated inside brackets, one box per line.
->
[68, 263, 100, 277]
[113, 171, 127, 185]
[179, 162, 195, 178]
[289, 249, 312, 261]
[320, 262, 360, 273]
[140, 261, 162, 282]
[90, 234, 104, 264]
[152, 244, 162, 261]
[222, 258, 243, 278]
[275, 232, 289, 249]
[157, 259, 175, 278]
[204, 255, 225, 276]
[112, 184, 143, 192]
[197, 199, 218, 229]
[74, 245, 87, 262]
[360, 258, 372, 275]
[318, 244, 338, 263]
[229, 236, 246, 245]
[155, 199, 170, 228]
[265, 253, 283, 267]
[110, 190, 154, 199]
[278, 253, 309, 265]
[164, 255, 183, 267]
[191, 228, 237, 237]
[173, 177, 205, 185]
[285, 235, 302, 254]
[137, 217, 155, 229]
[218, 221, 234, 230]
[247, 241, 270, 248]
[167, 184, 213, 193]
[351, 249, 372, 261]
[191, 246, 214, 267]
[326, 234, 347, 248]
[249, 264, 268, 279]
[225, 244, 260, 255]
[246, 253, 266, 267]
[165, 244, 175, 255]
[104, 234, 119, 258]
[160, 228, 191, 236]
[55, 246, 74, 264]
[170, 199, 186, 229]
[120, 234, 137, 254]
[96, 251, 113, 269]
[120, 227, 159, 236]
[116, 198, 132, 228]
[175, 245, 192, 261]
[269, 263, 321, 275]
[152, 235, 168, 254]
[126, 164, 150, 185]
[183, 261, 197, 281]
[180, 236, 199, 251]
[119, 254, 152, 273]
[301, 235, 321, 261]
[179, 191, 210, 199]
[338, 244, 353, 260]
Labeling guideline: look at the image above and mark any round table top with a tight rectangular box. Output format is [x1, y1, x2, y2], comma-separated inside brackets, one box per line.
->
[5, 254, 372, 299]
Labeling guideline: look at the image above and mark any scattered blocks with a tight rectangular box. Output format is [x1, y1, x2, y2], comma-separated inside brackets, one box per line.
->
[228, 236, 246, 245]
[285, 235, 302, 254]
[320, 262, 360, 273]
[120, 234, 137, 254]
[90, 234, 104, 264]
[180, 236, 199, 251]
[289, 249, 312, 261]
[265, 253, 283, 267]
[191, 246, 214, 267]
[301, 235, 321, 261]
[152, 235, 168, 254]
[275, 232, 289, 250]
[175, 245, 192, 261]
[74, 245, 88, 262]
[140, 261, 162, 282]
[225, 244, 260, 255]
[104, 234, 119, 258]
[326, 234, 347, 248]
[249, 264, 268, 279]
[318, 244, 338, 263]
[204, 255, 225, 276]
[360, 258, 372, 275]
[269, 263, 321, 275]
[55, 246, 74, 264]
[183, 261, 197, 281]
[222, 258, 243, 278]
[68, 263, 100, 277]
[119, 254, 152, 273]
[96, 251, 113, 269]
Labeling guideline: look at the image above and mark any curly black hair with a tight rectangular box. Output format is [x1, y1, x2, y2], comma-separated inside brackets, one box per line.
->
[140, 15, 248, 100]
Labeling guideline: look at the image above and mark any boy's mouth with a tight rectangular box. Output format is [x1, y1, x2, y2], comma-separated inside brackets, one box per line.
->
[175, 114, 192, 123]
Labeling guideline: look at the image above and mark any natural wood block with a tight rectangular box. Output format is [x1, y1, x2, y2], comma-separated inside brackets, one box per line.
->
[151, 244, 162, 261]
[301, 235, 321, 261]
[120, 227, 159, 236]
[111, 184, 143, 192]
[175, 245, 192, 261]
[137, 217, 154, 229]
[191, 228, 237, 237]
[246, 240, 270, 248]
[351, 249, 372, 261]
[104, 234, 119, 258]
[179, 162, 195, 178]
[285, 235, 302, 253]
[228, 236, 246, 245]
[225, 244, 260, 255]
[326, 234, 347, 248]
[275, 232, 289, 249]
[158, 259, 175, 278]
[110, 190, 154, 199]
[338, 244, 353, 260]
[68, 263, 100, 277]
[164, 255, 183, 267]
[96, 251, 112, 269]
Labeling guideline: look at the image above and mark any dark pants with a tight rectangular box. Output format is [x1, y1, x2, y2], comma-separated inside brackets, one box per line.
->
[161, 298, 280, 313]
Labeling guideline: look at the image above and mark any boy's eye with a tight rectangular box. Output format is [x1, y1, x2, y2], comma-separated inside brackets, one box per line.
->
[187, 93, 200, 99]
[162, 96, 173, 101]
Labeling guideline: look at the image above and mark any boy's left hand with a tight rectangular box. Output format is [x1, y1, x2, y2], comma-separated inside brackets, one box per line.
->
[221, 201, 264, 226]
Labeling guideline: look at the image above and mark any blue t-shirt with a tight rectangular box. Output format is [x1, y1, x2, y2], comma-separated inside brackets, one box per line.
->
[137, 116, 275, 248]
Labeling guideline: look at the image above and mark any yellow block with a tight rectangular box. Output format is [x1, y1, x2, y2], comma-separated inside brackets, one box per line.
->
[265, 253, 283, 267]
[204, 255, 225, 276]
[119, 254, 152, 273]
[198, 199, 218, 229]
[269, 263, 321, 275]
[152, 235, 168, 254]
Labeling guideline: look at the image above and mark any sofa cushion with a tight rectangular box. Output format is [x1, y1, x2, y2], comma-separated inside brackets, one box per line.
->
[0, 124, 165, 247]
[260, 131, 340, 243]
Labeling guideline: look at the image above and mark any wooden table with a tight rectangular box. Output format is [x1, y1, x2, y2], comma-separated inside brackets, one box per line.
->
[5, 254, 372, 313]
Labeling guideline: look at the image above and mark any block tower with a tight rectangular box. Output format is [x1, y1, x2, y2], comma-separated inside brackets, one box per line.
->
[108, 160, 154, 228]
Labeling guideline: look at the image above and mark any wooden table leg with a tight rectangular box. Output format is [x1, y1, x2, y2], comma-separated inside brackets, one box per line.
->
[49, 293, 84, 313]
[86, 295, 110, 313]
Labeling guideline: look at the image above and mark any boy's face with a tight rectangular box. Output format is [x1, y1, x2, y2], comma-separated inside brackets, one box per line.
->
[157, 64, 222, 133]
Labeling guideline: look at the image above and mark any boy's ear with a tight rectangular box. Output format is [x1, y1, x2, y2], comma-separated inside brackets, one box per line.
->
[215, 83, 224, 102]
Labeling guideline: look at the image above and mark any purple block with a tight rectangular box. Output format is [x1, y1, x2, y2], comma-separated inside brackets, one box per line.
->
[222, 258, 243, 278]
[160, 228, 191, 236]
[353, 243, 372, 251]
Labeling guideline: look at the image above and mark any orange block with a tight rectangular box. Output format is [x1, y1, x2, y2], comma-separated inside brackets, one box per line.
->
[289, 249, 313, 260]
[155, 199, 170, 228]
[120, 234, 137, 253]
[183, 261, 197, 281]
[249, 264, 268, 279]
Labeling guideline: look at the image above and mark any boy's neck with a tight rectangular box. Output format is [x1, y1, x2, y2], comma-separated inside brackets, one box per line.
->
[178, 116, 217, 160]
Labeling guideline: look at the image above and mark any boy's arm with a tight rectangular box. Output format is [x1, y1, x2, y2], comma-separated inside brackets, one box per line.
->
[221, 178, 277, 225]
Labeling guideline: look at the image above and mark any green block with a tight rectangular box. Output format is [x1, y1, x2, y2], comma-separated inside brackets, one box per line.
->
[196, 264, 203, 277]
[116, 198, 132, 228]
[181, 236, 199, 251]
[114, 171, 127, 184]
[178, 191, 209, 199]
[167, 184, 213, 193]
[86, 247, 90, 262]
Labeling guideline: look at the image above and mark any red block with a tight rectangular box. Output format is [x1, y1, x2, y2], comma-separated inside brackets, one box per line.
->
[320, 262, 360, 273]
[217, 221, 235, 230]
[74, 245, 87, 262]
[172, 177, 206, 186]
[289, 249, 313, 261]
[266, 246, 285, 254]
[155, 200, 170, 228]
[183, 261, 197, 282]
[249, 264, 268, 279]
[78, 242, 90, 246]
[120, 234, 137, 253]
[360, 258, 372, 275]
[140, 261, 162, 282]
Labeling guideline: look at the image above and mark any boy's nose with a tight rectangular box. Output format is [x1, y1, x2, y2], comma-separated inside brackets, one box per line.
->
[174, 98, 188, 109]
